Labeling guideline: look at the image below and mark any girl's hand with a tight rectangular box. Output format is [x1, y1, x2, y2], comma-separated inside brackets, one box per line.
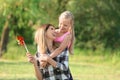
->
[40, 54, 49, 68]
[40, 61, 47, 68]
[26, 53, 35, 64]
[40, 54, 49, 61]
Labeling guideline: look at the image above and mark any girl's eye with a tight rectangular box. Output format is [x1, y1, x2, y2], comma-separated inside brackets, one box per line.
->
[63, 24, 68, 27]
[64, 25, 67, 27]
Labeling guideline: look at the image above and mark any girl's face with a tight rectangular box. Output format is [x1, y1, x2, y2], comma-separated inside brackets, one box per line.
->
[46, 26, 56, 40]
[59, 18, 71, 33]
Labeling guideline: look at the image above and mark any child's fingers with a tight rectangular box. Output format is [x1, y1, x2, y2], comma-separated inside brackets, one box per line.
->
[40, 60, 46, 62]
[40, 61, 47, 68]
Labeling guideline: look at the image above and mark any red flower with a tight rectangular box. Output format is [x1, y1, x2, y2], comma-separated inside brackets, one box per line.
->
[16, 36, 25, 46]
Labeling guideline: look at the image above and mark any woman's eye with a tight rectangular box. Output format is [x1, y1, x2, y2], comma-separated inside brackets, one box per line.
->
[51, 28, 54, 30]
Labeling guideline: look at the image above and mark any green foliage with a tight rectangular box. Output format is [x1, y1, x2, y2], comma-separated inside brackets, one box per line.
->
[68, 0, 120, 50]
[0, 0, 69, 44]
[0, 0, 120, 55]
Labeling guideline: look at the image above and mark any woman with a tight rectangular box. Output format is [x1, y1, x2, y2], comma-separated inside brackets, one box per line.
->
[27, 24, 72, 80]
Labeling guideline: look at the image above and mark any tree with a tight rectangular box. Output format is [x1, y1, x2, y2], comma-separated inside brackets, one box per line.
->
[0, 0, 68, 56]
[67, 0, 120, 51]
[0, 21, 9, 56]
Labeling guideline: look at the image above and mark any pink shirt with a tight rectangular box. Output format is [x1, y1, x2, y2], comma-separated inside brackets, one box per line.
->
[54, 32, 70, 43]
[54, 32, 71, 48]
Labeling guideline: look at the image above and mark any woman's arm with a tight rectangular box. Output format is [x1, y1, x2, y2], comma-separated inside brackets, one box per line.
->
[33, 61, 42, 80]
[50, 34, 72, 58]
[26, 53, 42, 80]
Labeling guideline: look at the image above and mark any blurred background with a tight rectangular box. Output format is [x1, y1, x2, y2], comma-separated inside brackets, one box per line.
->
[0, 0, 120, 80]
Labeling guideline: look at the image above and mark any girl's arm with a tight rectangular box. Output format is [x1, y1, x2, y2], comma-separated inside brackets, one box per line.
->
[26, 53, 42, 80]
[41, 51, 69, 71]
[50, 34, 72, 58]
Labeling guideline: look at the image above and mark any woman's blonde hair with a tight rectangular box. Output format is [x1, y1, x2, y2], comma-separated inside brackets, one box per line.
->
[34, 24, 53, 54]
[59, 11, 75, 54]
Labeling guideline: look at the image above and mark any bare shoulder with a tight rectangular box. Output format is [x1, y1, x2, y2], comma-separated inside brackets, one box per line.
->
[65, 33, 72, 39]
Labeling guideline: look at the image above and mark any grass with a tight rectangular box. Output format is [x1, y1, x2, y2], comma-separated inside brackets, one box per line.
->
[1, 40, 120, 80]
[69, 55, 120, 80]
[0, 60, 36, 80]
[1, 55, 120, 80]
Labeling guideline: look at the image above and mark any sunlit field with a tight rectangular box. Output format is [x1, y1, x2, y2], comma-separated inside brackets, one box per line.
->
[0, 41, 120, 80]
[1, 55, 120, 80]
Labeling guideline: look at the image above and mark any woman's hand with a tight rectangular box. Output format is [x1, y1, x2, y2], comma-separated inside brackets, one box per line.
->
[26, 53, 36, 64]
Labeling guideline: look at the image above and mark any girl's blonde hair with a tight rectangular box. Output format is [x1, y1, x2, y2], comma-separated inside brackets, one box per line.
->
[59, 11, 75, 54]
[34, 24, 53, 54]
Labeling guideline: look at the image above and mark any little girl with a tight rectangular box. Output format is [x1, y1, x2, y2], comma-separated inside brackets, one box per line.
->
[50, 10, 75, 58]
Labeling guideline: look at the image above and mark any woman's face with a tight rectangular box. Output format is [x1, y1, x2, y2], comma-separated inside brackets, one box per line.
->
[46, 26, 56, 40]
[59, 18, 71, 33]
